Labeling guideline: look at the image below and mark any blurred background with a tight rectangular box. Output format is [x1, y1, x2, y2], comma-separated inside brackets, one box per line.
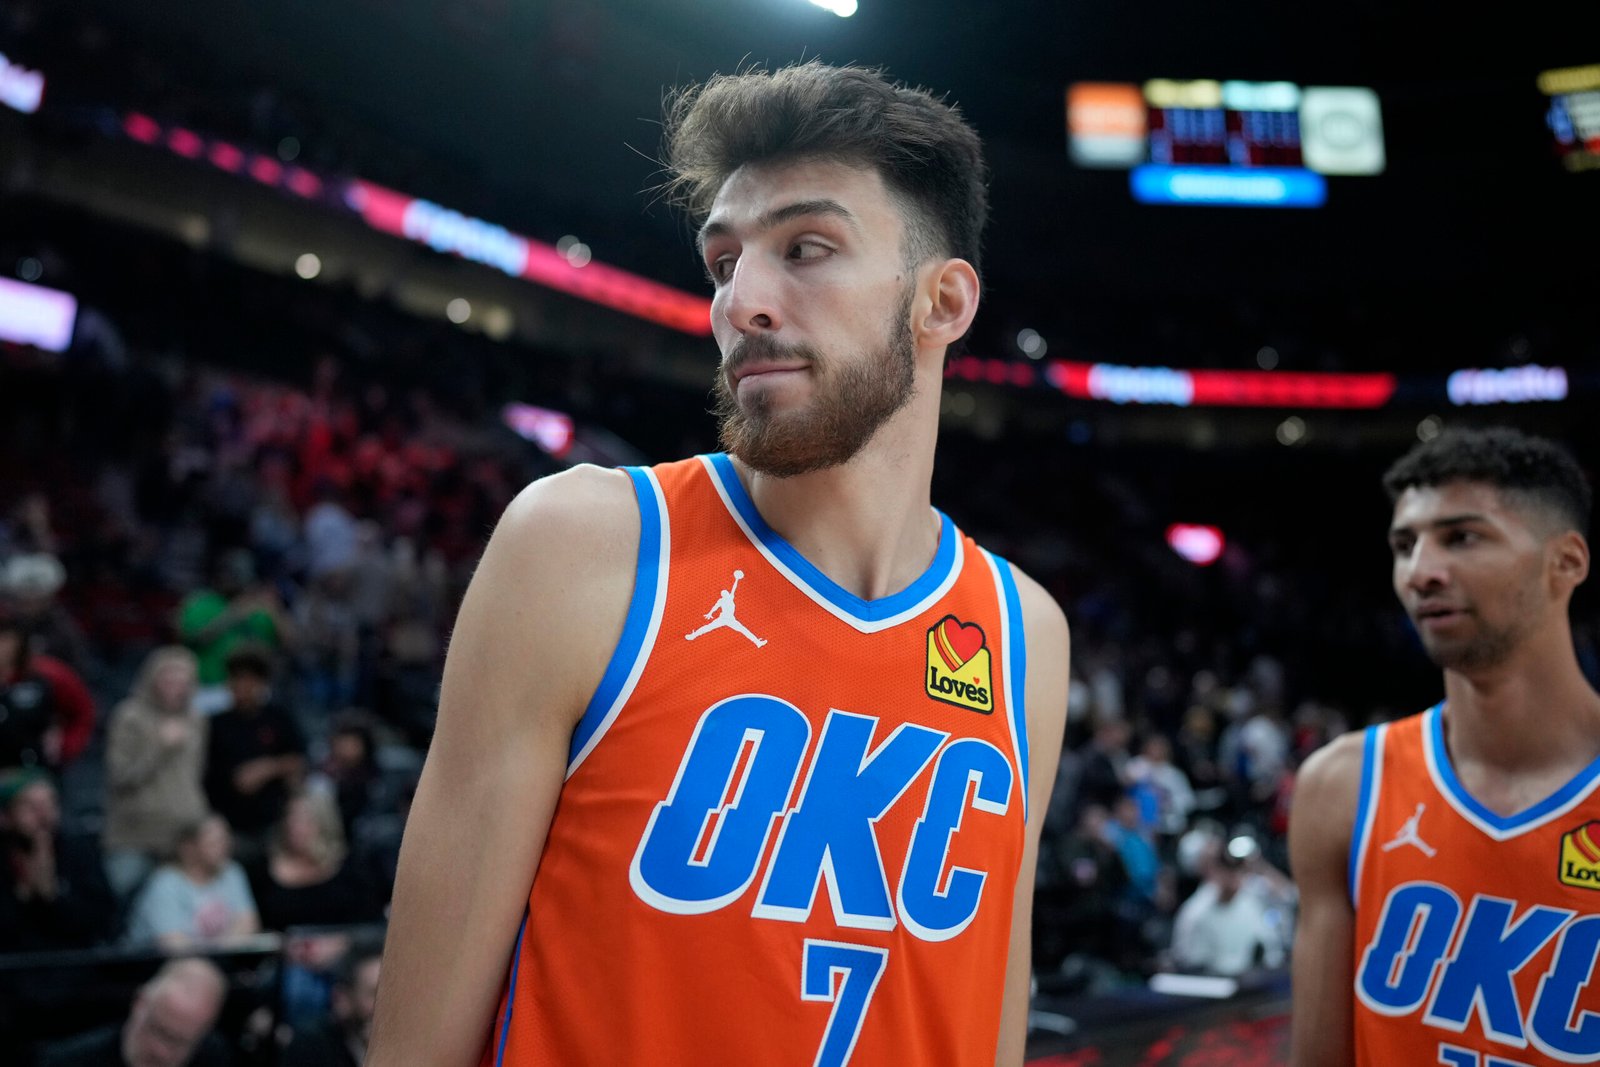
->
[0, 0, 1596, 1062]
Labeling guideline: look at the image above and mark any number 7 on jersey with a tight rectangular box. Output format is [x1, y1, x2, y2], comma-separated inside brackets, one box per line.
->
[802, 939, 889, 1067]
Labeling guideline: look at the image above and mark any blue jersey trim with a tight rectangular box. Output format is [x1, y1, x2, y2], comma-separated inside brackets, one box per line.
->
[567, 466, 665, 768]
[704, 452, 957, 625]
[493, 909, 529, 1067]
[1348, 725, 1382, 904]
[1428, 702, 1600, 833]
[992, 553, 1030, 817]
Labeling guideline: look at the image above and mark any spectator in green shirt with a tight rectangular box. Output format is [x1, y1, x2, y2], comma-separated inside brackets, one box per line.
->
[177, 548, 293, 712]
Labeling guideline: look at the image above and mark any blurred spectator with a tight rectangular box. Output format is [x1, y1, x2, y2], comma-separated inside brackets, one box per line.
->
[203, 645, 306, 853]
[293, 570, 360, 718]
[1033, 802, 1130, 978]
[103, 647, 209, 900]
[125, 815, 260, 950]
[1125, 734, 1196, 839]
[1108, 792, 1170, 921]
[1, 553, 92, 675]
[1076, 718, 1131, 817]
[0, 768, 118, 952]
[303, 483, 358, 580]
[176, 549, 293, 711]
[33, 956, 231, 1067]
[246, 792, 380, 931]
[314, 710, 384, 838]
[0, 606, 97, 770]
[281, 939, 381, 1066]
[1169, 837, 1288, 976]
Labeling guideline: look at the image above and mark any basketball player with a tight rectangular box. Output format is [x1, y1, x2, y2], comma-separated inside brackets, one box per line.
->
[1289, 427, 1600, 1066]
[368, 62, 1070, 1066]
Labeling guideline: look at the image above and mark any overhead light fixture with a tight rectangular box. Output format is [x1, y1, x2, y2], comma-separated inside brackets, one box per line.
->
[805, 0, 857, 16]
[446, 298, 472, 324]
[294, 253, 321, 280]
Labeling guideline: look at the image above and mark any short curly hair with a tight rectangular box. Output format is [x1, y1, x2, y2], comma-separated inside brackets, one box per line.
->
[661, 60, 989, 282]
[1383, 426, 1592, 534]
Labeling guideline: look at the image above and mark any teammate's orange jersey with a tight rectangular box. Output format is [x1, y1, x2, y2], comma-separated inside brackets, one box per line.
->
[480, 454, 1032, 1066]
[1350, 703, 1600, 1067]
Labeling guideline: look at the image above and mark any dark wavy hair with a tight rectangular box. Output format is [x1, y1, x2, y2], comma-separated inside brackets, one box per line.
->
[1383, 426, 1592, 534]
[661, 60, 989, 283]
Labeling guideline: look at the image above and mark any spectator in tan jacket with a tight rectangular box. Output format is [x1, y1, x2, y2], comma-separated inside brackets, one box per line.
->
[103, 647, 209, 900]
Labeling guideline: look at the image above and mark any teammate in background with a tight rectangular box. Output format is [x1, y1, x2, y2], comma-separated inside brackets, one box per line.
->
[369, 61, 1069, 1066]
[1289, 427, 1600, 1066]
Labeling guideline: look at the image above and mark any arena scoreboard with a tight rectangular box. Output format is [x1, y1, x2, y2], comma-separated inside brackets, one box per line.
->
[1067, 80, 1384, 207]
[1540, 64, 1600, 172]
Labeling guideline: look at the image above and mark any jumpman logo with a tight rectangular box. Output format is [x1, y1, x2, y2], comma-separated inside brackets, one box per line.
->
[1381, 803, 1437, 858]
[685, 569, 767, 648]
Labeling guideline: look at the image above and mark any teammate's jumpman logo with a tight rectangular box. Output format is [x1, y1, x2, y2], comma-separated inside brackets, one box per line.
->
[685, 569, 767, 648]
[1381, 803, 1437, 857]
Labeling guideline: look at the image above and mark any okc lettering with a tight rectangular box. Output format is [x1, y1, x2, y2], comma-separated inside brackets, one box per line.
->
[1357, 881, 1600, 1060]
[629, 695, 1013, 942]
[926, 665, 990, 706]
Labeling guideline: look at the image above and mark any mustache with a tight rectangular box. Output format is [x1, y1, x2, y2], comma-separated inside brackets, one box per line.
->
[722, 335, 821, 380]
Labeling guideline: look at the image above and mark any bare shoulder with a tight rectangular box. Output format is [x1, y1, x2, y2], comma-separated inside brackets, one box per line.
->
[1007, 563, 1070, 654]
[1295, 731, 1367, 816]
[445, 463, 642, 732]
[1290, 730, 1369, 882]
[1002, 563, 1070, 765]
[495, 462, 639, 555]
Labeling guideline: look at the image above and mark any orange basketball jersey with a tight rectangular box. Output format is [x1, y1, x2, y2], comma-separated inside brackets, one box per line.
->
[1350, 703, 1600, 1067]
[481, 453, 1032, 1066]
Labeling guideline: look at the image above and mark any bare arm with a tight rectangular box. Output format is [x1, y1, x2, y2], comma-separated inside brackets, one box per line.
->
[995, 570, 1071, 1067]
[367, 466, 639, 1066]
[1287, 731, 1366, 1067]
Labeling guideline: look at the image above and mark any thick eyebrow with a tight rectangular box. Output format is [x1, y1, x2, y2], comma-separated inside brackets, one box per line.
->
[1388, 513, 1489, 538]
[697, 198, 861, 255]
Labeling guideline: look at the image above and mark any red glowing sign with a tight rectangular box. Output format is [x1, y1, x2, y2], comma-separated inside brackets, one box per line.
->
[1166, 524, 1225, 566]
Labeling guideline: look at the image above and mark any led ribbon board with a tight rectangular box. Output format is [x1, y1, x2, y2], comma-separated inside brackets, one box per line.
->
[119, 113, 713, 336]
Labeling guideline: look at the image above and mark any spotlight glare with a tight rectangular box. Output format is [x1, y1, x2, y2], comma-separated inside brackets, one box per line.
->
[446, 298, 472, 324]
[294, 253, 321, 280]
[1017, 328, 1048, 359]
[805, 0, 857, 15]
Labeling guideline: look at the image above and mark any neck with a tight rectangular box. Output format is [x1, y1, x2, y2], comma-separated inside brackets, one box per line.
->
[1441, 622, 1600, 772]
[734, 380, 940, 602]
[180, 858, 220, 882]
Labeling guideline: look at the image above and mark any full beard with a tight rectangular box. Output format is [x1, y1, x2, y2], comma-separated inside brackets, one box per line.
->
[713, 286, 916, 478]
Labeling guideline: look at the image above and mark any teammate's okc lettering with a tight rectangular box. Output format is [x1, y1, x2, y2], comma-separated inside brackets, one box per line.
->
[631, 697, 1013, 941]
[1358, 881, 1600, 1059]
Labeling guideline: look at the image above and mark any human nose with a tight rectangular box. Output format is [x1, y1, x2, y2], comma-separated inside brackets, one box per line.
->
[719, 255, 782, 335]
[1401, 536, 1449, 593]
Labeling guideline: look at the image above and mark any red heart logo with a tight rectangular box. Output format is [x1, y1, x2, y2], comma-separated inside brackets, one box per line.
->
[938, 617, 985, 668]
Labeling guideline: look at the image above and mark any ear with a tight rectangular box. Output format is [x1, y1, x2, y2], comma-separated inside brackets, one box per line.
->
[914, 258, 980, 352]
[1550, 530, 1590, 593]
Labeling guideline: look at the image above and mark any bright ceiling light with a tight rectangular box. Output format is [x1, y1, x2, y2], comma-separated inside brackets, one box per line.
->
[805, 0, 857, 16]
[295, 253, 321, 280]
